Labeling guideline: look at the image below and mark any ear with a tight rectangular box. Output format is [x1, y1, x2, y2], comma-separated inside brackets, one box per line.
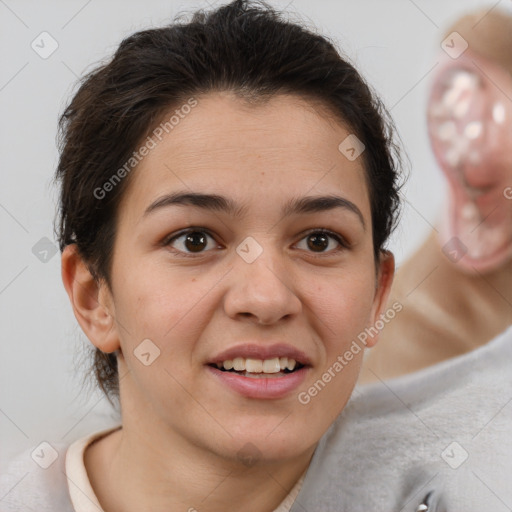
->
[365, 250, 395, 348]
[61, 244, 120, 353]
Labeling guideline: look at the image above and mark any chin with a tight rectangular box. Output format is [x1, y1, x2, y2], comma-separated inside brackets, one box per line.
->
[222, 417, 316, 463]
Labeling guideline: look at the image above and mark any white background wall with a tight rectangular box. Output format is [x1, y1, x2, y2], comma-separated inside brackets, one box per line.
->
[1, 0, 508, 472]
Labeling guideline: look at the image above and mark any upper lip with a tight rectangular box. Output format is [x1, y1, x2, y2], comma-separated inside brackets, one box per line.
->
[208, 343, 312, 366]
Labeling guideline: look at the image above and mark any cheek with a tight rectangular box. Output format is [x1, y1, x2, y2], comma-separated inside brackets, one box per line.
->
[112, 269, 216, 417]
[113, 264, 214, 357]
[311, 271, 377, 346]
[296, 275, 374, 426]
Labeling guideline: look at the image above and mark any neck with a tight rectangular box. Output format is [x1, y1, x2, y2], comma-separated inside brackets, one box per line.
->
[85, 378, 313, 512]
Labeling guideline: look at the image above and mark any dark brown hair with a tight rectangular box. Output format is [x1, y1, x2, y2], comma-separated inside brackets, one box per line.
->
[54, 0, 404, 405]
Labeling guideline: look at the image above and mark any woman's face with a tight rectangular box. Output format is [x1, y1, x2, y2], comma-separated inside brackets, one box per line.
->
[100, 91, 393, 463]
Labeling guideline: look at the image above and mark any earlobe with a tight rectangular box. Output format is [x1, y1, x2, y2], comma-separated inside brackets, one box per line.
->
[61, 244, 120, 353]
[365, 250, 395, 348]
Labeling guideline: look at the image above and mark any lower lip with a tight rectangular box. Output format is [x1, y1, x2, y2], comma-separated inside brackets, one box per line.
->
[206, 365, 309, 399]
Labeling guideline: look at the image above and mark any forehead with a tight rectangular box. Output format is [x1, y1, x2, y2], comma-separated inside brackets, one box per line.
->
[118, 91, 370, 220]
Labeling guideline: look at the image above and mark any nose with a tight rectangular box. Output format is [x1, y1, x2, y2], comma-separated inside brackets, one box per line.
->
[223, 242, 302, 325]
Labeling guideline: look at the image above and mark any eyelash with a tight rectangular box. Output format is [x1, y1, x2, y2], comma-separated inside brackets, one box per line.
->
[161, 227, 349, 258]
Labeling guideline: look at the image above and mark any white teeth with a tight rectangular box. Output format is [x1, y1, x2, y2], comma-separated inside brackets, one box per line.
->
[245, 358, 263, 373]
[262, 358, 281, 373]
[216, 356, 301, 373]
[233, 357, 245, 371]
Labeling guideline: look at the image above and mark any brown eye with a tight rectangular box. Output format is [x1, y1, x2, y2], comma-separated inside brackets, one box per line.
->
[164, 229, 218, 256]
[183, 232, 208, 252]
[307, 232, 329, 252]
[296, 230, 346, 255]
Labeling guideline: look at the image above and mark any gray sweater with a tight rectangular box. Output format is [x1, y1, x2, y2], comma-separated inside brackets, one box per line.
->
[2, 326, 511, 511]
[289, 324, 512, 511]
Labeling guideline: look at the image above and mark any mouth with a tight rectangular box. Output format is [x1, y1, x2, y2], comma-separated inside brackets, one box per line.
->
[207, 357, 306, 378]
[205, 343, 312, 399]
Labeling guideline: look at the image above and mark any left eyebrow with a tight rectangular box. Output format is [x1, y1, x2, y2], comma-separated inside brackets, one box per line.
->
[142, 191, 366, 229]
[282, 194, 365, 229]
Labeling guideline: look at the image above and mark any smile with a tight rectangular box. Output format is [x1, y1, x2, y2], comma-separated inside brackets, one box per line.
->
[211, 356, 304, 375]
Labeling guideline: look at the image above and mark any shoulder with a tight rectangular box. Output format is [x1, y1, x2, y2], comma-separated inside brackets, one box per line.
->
[291, 326, 512, 511]
[1, 423, 121, 512]
[0, 442, 74, 512]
